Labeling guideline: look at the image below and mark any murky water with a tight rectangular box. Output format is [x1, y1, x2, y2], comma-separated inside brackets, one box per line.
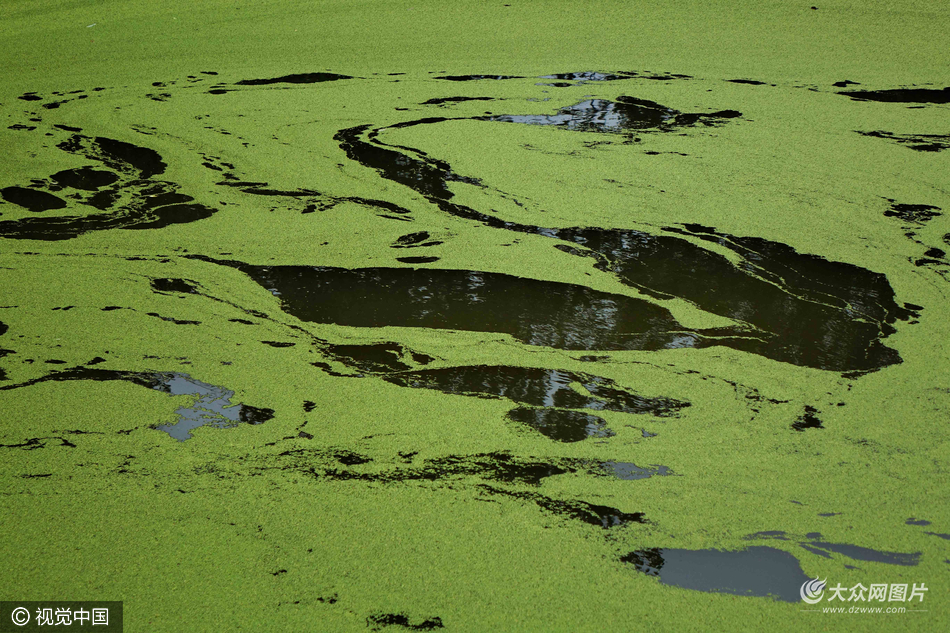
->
[2, 6, 949, 629]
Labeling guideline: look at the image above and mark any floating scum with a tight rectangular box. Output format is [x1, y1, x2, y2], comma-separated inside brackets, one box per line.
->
[1, 1, 949, 631]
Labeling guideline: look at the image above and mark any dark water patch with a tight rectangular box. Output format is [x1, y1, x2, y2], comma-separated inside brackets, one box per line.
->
[487, 97, 740, 134]
[238, 251, 905, 371]
[858, 130, 950, 152]
[126, 199, 208, 225]
[335, 451, 371, 465]
[620, 71, 693, 81]
[262, 341, 295, 348]
[833, 80, 860, 87]
[151, 278, 199, 294]
[7, 124, 36, 131]
[386, 364, 676, 414]
[805, 542, 920, 566]
[285, 449, 573, 486]
[884, 202, 942, 224]
[51, 167, 119, 191]
[87, 136, 166, 178]
[906, 518, 931, 526]
[0, 437, 77, 450]
[86, 189, 120, 210]
[236, 264, 714, 352]
[0, 187, 67, 212]
[335, 120, 911, 372]
[18, 93, 42, 101]
[367, 613, 443, 631]
[421, 96, 495, 105]
[336, 124, 475, 202]
[235, 72, 353, 86]
[435, 75, 522, 81]
[391, 231, 437, 247]
[792, 405, 824, 431]
[506, 407, 614, 442]
[410, 352, 434, 365]
[145, 312, 201, 325]
[746, 530, 791, 540]
[840, 86, 950, 103]
[644, 224, 911, 370]
[621, 546, 809, 602]
[326, 342, 412, 373]
[0, 367, 167, 392]
[482, 484, 644, 528]
[0, 134, 215, 239]
[225, 178, 413, 218]
[726, 79, 767, 85]
[595, 461, 671, 480]
[747, 530, 922, 565]
[0, 201, 217, 240]
[396, 256, 440, 264]
[407, 452, 572, 486]
[925, 532, 950, 540]
[924, 247, 945, 258]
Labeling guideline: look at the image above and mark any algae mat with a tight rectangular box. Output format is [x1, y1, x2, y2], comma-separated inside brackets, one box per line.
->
[1, 1, 949, 631]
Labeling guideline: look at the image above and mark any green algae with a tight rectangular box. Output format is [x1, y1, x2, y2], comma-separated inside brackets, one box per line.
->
[2, 1, 950, 631]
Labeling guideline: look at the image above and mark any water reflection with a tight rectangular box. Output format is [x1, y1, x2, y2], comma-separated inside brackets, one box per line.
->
[378, 365, 686, 416]
[334, 115, 914, 372]
[621, 546, 810, 602]
[238, 264, 727, 351]
[237, 260, 907, 371]
[487, 97, 739, 134]
[506, 407, 614, 442]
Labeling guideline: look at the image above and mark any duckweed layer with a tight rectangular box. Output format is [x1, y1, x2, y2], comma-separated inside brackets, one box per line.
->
[2, 1, 949, 631]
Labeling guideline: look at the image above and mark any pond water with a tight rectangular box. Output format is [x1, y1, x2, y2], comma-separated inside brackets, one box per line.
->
[1, 2, 948, 630]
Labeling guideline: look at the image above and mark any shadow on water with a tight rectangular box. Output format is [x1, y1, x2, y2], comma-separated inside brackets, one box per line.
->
[234, 72, 353, 86]
[0, 134, 216, 240]
[621, 546, 810, 602]
[839, 87, 950, 103]
[333, 110, 916, 372]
